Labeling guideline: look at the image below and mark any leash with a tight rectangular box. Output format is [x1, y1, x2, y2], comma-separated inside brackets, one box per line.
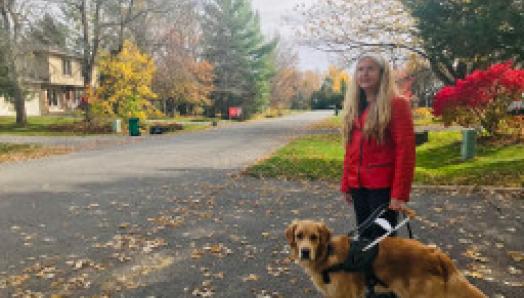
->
[405, 212, 414, 239]
[346, 201, 416, 252]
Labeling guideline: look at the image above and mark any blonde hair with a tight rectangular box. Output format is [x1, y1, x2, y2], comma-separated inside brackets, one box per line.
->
[341, 53, 398, 145]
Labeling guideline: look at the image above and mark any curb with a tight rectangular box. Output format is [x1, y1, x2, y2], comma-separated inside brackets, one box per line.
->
[412, 185, 523, 192]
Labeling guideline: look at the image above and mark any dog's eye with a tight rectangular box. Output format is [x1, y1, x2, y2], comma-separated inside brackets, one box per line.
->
[296, 233, 304, 240]
[310, 235, 318, 241]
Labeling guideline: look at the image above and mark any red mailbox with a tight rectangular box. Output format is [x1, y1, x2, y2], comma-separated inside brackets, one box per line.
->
[228, 106, 242, 119]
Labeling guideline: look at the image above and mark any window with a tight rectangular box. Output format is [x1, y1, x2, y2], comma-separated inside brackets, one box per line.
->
[62, 59, 72, 76]
[48, 89, 58, 106]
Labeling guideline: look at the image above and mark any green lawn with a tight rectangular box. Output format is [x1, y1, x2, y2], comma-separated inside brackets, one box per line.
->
[415, 131, 524, 187]
[248, 134, 344, 180]
[247, 131, 524, 187]
[0, 116, 84, 135]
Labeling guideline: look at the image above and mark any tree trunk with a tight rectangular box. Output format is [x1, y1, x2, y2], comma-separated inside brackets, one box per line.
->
[13, 81, 26, 125]
[81, 0, 91, 88]
[1, 0, 26, 125]
[3, 42, 26, 125]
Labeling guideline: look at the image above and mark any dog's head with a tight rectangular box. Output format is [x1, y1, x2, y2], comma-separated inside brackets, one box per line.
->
[285, 220, 331, 264]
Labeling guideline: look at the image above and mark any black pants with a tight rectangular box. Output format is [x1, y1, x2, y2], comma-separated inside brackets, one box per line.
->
[350, 188, 399, 298]
[350, 188, 398, 240]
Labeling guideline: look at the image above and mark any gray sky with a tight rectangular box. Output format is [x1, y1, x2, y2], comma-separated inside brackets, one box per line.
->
[251, 0, 330, 72]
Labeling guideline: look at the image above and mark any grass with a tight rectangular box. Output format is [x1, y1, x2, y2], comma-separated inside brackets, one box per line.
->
[414, 117, 441, 126]
[248, 134, 344, 180]
[0, 143, 72, 163]
[251, 108, 297, 120]
[308, 115, 342, 130]
[415, 131, 524, 187]
[0, 116, 85, 135]
[247, 131, 524, 187]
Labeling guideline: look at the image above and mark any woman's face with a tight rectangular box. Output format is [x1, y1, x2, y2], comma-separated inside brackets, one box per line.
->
[356, 57, 382, 95]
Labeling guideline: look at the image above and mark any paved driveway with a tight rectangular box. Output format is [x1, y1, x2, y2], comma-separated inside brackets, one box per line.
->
[1, 111, 522, 297]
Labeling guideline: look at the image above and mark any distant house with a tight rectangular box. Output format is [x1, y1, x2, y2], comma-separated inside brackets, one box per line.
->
[0, 49, 97, 116]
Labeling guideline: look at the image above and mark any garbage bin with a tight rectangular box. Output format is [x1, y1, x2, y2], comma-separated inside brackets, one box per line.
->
[112, 119, 122, 133]
[415, 130, 429, 146]
[128, 117, 140, 136]
[461, 128, 476, 160]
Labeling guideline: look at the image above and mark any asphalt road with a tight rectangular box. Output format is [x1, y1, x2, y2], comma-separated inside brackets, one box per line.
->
[1, 111, 522, 298]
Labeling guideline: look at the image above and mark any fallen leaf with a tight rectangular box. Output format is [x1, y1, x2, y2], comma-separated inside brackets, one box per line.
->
[242, 273, 259, 282]
[508, 251, 524, 262]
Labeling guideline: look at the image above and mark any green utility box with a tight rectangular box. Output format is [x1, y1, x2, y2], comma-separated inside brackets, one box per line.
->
[461, 128, 476, 160]
[128, 117, 140, 136]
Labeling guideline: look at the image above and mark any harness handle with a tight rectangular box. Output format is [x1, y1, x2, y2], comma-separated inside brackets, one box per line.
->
[347, 203, 389, 238]
[348, 204, 416, 240]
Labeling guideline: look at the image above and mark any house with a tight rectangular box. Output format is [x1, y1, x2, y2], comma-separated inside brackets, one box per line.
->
[0, 49, 97, 116]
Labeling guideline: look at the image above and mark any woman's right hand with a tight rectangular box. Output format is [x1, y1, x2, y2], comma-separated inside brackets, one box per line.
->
[343, 192, 352, 205]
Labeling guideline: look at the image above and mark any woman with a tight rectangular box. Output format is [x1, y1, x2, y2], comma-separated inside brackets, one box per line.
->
[340, 53, 415, 240]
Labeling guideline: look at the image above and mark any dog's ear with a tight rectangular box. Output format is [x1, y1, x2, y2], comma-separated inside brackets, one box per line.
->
[285, 221, 298, 247]
[317, 222, 331, 245]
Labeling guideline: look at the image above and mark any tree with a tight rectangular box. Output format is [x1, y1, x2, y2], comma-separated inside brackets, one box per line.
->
[433, 62, 524, 137]
[93, 40, 159, 119]
[57, 0, 176, 85]
[0, 0, 42, 125]
[291, 70, 322, 110]
[311, 66, 349, 109]
[402, 0, 524, 84]
[29, 13, 68, 49]
[327, 65, 349, 94]
[201, 0, 277, 118]
[269, 42, 301, 109]
[153, 24, 214, 116]
[397, 53, 441, 107]
[294, 0, 420, 64]
[57, 0, 103, 91]
[101, 0, 176, 54]
[296, 0, 523, 86]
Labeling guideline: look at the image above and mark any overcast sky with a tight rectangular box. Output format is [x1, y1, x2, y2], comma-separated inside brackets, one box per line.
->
[251, 0, 331, 72]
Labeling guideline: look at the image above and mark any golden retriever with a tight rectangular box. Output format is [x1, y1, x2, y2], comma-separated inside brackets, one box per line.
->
[285, 219, 487, 298]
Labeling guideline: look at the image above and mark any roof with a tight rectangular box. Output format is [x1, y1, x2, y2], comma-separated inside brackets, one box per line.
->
[34, 47, 83, 60]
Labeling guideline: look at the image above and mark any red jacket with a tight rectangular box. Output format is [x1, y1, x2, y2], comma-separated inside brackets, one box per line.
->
[340, 97, 415, 201]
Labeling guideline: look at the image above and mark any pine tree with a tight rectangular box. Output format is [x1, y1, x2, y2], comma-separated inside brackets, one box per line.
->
[201, 0, 276, 118]
[29, 13, 68, 49]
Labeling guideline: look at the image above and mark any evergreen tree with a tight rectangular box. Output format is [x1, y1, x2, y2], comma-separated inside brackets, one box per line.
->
[29, 13, 68, 49]
[201, 0, 276, 118]
[402, 0, 524, 84]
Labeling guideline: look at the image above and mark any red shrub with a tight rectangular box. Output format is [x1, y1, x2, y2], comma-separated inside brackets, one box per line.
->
[432, 62, 524, 137]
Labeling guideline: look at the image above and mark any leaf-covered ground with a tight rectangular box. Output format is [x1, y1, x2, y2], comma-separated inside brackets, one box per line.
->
[1, 171, 522, 297]
[0, 143, 72, 163]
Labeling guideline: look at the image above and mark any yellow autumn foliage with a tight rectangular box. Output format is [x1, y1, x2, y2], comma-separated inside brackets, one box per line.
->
[93, 40, 160, 120]
[327, 65, 350, 93]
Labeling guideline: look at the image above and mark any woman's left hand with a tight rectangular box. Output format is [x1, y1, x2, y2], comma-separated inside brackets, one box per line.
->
[389, 198, 405, 211]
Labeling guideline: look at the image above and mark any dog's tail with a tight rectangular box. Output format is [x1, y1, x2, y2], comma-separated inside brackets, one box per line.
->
[432, 250, 455, 282]
[438, 252, 488, 298]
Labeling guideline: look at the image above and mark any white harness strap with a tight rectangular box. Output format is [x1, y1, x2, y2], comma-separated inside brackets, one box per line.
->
[374, 218, 392, 232]
[362, 216, 411, 251]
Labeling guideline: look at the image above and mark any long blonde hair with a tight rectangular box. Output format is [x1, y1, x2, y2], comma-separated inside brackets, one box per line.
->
[341, 53, 398, 145]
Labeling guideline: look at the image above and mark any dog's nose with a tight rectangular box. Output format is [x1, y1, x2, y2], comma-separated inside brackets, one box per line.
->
[300, 248, 311, 260]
